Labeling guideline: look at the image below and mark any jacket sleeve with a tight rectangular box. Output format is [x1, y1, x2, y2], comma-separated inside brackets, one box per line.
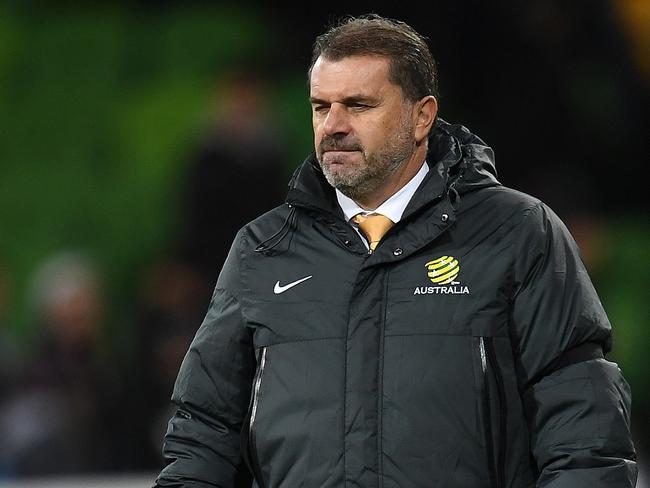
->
[154, 230, 255, 488]
[510, 202, 637, 487]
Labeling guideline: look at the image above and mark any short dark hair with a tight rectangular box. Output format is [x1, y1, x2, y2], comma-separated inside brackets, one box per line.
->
[309, 13, 439, 102]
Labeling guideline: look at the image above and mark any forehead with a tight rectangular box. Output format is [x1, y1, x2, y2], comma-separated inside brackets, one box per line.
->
[309, 55, 396, 99]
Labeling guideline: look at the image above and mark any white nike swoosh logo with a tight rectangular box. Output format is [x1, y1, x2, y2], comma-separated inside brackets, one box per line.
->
[273, 275, 313, 294]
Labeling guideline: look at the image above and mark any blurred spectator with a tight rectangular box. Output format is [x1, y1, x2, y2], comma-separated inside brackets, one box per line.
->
[126, 255, 210, 469]
[126, 62, 291, 470]
[175, 62, 289, 290]
[0, 250, 123, 476]
[0, 261, 25, 479]
[0, 260, 23, 395]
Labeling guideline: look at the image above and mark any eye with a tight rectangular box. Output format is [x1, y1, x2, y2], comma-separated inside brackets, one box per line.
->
[350, 102, 371, 111]
[312, 105, 329, 114]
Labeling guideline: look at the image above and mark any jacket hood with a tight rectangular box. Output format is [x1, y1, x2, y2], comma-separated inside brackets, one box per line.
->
[427, 118, 499, 195]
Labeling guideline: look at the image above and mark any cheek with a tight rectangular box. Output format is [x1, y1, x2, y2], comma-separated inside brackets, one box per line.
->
[359, 121, 390, 150]
[312, 120, 323, 142]
[313, 130, 323, 155]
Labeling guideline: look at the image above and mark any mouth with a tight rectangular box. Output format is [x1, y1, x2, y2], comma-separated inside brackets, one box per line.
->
[322, 150, 360, 164]
[324, 149, 358, 155]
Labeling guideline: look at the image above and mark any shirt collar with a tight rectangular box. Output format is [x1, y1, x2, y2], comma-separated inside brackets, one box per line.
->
[336, 161, 430, 223]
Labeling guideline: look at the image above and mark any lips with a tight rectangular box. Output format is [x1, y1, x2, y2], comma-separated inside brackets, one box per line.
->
[322, 150, 359, 163]
[324, 149, 358, 154]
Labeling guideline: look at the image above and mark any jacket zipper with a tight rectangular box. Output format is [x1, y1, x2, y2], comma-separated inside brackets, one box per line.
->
[485, 338, 507, 488]
[249, 347, 267, 488]
[377, 272, 390, 487]
[478, 337, 506, 488]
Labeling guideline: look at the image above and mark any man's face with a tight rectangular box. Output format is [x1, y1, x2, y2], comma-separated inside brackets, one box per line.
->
[309, 55, 416, 201]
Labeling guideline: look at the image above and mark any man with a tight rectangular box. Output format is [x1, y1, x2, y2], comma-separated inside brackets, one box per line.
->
[154, 14, 637, 487]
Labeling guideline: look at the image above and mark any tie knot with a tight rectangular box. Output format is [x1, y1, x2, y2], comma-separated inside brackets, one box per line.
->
[353, 213, 395, 251]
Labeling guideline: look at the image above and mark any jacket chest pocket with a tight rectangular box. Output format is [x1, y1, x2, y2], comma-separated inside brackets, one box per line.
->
[385, 251, 511, 337]
[385, 290, 472, 336]
[385, 288, 509, 337]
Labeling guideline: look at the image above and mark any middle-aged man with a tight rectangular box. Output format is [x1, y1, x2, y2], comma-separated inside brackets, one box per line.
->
[154, 13, 638, 488]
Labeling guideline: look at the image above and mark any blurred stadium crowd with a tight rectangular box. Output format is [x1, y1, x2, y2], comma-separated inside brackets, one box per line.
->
[0, 0, 647, 484]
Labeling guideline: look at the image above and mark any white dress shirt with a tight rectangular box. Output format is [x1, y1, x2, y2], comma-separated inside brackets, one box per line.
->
[336, 161, 430, 249]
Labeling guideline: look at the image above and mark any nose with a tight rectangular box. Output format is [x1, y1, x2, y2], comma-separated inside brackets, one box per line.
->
[322, 103, 351, 136]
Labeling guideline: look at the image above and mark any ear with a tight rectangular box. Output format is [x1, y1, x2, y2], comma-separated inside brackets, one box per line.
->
[413, 96, 438, 144]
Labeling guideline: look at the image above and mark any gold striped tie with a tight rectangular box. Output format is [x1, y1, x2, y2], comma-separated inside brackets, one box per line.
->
[353, 213, 395, 252]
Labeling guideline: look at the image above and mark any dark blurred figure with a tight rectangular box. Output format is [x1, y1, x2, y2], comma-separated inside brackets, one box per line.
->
[0, 260, 23, 395]
[127, 62, 289, 470]
[0, 250, 123, 476]
[126, 254, 210, 469]
[0, 260, 26, 479]
[175, 62, 288, 289]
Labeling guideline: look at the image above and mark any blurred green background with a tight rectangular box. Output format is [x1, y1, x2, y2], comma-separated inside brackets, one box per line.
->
[0, 4, 311, 339]
[0, 0, 647, 481]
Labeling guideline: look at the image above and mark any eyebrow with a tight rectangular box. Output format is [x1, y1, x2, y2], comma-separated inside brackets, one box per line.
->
[309, 95, 377, 105]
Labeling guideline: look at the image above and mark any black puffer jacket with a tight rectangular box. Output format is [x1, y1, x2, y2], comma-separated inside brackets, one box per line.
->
[154, 119, 637, 487]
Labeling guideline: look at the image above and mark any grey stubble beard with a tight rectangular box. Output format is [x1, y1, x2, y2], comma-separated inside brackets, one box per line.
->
[320, 114, 416, 203]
